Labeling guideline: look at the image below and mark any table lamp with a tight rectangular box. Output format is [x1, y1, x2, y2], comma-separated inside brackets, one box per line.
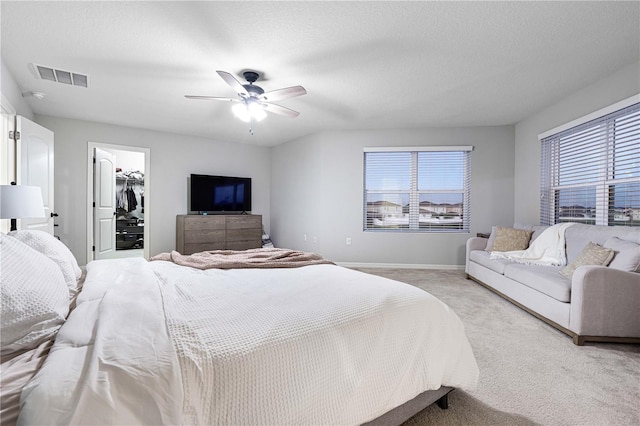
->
[0, 184, 45, 231]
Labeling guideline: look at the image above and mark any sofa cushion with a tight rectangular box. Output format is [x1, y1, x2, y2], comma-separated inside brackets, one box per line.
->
[503, 263, 571, 302]
[485, 226, 498, 251]
[559, 241, 614, 279]
[513, 223, 550, 242]
[603, 237, 640, 272]
[564, 224, 640, 264]
[486, 226, 533, 252]
[469, 250, 512, 275]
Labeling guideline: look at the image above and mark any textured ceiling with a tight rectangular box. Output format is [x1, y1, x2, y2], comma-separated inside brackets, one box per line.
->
[2, 1, 639, 146]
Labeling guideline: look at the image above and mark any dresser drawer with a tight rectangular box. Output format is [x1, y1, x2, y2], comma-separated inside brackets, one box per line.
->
[182, 216, 225, 230]
[184, 229, 225, 244]
[226, 215, 261, 230]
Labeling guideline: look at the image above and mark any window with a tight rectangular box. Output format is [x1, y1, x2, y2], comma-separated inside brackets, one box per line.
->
[540, 102, 640, 226]
[363, 146, 472, 232]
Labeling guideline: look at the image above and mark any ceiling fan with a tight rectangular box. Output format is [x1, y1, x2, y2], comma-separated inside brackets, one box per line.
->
[185, 70, 306, 134]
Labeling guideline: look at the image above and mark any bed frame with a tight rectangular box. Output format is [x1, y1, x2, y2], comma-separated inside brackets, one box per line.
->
[363, 386, 453, 426]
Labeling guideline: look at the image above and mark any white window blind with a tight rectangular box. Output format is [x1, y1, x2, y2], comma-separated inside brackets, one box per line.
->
[540, 102, 640, 226]
[363, 147, 472, 232]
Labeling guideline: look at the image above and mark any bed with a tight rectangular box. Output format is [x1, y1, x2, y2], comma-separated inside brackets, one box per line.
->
[1, 231, 479, 425]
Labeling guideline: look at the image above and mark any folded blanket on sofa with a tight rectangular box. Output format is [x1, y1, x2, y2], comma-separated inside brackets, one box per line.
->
[490, 222, 576, 266]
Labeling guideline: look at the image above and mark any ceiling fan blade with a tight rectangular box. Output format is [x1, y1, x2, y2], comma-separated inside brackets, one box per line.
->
[263, 103, 300, 118]
[216, 70, 248, 96]
[262, 85, 307, 102]
[185, 95, 239, 102]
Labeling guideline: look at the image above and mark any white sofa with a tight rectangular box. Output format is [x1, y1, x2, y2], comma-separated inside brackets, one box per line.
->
[466, 223, 640, 345]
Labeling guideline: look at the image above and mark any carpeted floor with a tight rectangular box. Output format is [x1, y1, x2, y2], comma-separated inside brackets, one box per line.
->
[354, 268, 640, 426]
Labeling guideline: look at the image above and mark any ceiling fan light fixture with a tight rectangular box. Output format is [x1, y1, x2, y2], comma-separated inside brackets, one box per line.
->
[248, 102, 267, 121]
[187, 70, 306, 130]
[232, 100, 266, 122]
[232, 102, 250, 122]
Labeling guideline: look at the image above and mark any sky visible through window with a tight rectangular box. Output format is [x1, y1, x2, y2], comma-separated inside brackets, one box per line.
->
[365, 152, 465, 205]
[555, 114, 640, 210]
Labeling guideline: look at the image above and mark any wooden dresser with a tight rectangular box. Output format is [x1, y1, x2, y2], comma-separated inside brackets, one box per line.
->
[176, 214, 262, 254]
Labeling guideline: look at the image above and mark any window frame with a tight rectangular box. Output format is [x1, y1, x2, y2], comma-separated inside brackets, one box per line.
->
[363, 146, 473, 233]
[539, 97, 640, 227]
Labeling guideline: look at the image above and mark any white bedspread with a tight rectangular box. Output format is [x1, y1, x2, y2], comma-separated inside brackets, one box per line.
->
[19, 258, 478, 425]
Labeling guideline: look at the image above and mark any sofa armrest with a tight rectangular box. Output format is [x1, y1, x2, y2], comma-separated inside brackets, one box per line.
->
[570, 266, 640, 337]
[465, 237, 488, 274]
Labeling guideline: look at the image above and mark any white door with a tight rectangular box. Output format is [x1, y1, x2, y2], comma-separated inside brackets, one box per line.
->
[93, 148, 116, 259]
[16, 116, 54, 234]
[0, 108, 15, 233]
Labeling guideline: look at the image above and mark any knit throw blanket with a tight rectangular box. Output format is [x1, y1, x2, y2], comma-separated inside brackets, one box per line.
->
[489, 222, 576, 266]
[150, 247, 334, 270]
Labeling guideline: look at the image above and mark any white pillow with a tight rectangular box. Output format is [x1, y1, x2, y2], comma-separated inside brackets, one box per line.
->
[1, 233, 70, 356]
[603, 237, 640, 273]
[8, 230, 81, 297]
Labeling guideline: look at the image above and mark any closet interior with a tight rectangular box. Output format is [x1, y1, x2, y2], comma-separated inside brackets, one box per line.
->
[116, 170, 144, 250]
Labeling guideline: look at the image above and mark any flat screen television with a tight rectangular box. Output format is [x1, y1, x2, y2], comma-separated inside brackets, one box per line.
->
[190, 174, 252, 213]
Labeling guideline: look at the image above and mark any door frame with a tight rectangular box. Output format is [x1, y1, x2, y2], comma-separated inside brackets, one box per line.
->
[86, 142, 150, 262]
[0, 95, 16, 233]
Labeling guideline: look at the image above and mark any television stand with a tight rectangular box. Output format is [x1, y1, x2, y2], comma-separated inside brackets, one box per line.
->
[176, 214, 262, 254]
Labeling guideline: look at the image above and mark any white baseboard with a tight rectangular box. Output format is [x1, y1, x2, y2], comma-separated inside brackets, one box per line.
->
[336, 262, 464, 271]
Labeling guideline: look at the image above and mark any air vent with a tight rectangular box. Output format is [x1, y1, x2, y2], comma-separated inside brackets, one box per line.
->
[72, 73, 88, 88]
[33, 64, 88, 88]
[37, 66, 56, 82]
[55, 69, 72, 85]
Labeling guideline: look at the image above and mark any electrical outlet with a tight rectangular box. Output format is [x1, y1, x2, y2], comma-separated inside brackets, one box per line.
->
[346, 237, 352, 245]
[303, 234, 307, 241]
[313, 236, 317, 243]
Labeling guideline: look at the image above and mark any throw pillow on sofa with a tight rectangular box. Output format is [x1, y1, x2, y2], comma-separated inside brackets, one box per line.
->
[559, 241, 615, 279]
[603, 237, 640, 272]
[486, 226, 533, 252]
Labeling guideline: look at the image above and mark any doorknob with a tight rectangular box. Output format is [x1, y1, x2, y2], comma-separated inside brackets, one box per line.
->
[50, 212, 59, 217]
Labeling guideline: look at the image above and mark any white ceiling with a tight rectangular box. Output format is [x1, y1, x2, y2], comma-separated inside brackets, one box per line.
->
[2, 1, 638, 147]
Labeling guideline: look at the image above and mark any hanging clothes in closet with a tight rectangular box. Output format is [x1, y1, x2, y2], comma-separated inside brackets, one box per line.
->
[125, 185, 137, 212]
[115, 170, 144, 216]
[115, 170, 145, 250]
[116, 179, 138, 212]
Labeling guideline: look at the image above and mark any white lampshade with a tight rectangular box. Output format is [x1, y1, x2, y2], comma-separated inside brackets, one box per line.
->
[0, 185, 45, 219]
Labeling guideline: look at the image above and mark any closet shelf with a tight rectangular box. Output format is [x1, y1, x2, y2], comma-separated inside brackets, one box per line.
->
[116, 176, 144, 183]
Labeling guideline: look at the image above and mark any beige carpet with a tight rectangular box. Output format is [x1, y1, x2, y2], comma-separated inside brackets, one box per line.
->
[354, 268, 640, 426]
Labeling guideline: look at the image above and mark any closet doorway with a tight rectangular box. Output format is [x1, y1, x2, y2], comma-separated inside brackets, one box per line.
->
[87, 142, 150, 262]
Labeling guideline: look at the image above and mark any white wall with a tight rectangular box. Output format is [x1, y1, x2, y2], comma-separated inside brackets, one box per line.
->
[35, 115, 271, 265]
[1, 59, 34, 120]
[110, 148, 145, 174]
[271, 126, 515, 267]
[514, 61, 640, 225]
